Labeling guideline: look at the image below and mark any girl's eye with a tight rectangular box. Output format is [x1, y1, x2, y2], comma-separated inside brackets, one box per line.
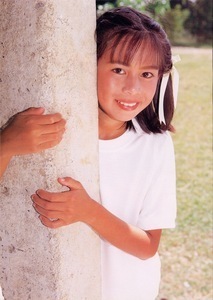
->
[112, 68, 125, 75]
[142, 72, 153, 78]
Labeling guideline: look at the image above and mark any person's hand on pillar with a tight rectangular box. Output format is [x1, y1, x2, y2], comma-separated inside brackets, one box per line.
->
[31, 177, 95, 228]
[0, 107, 66, 178]
[32, 177, 162, 260]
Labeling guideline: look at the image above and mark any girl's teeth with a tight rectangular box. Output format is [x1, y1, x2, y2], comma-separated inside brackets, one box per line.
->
[119, 101, 137, 107]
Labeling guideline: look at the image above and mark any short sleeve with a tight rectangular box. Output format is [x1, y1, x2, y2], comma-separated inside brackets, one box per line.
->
[137, 132, 177, 230]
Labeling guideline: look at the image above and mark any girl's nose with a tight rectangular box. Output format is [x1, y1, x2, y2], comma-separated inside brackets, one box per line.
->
[122, 76, 141, 95]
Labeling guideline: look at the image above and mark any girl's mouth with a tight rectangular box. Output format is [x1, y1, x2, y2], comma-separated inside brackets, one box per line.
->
[116, 100, 139, 110]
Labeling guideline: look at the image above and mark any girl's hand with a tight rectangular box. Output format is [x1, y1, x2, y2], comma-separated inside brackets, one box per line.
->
[31, 177, 96, 228]
[32, 177, 161, 259]
[1, 107, 66, 158]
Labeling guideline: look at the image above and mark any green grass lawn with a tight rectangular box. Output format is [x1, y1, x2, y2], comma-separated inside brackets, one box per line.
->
[158, 48, 212, 300]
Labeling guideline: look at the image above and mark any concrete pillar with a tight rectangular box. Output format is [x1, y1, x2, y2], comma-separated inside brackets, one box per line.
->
[0, 1, 101, 299]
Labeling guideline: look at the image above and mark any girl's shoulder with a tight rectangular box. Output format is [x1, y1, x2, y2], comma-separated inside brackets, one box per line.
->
[132, 118, 174, 157]
[133, 118, 173, 142]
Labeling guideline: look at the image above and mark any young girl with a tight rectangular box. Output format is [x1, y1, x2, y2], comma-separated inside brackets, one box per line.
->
[32, 7, 177, 300]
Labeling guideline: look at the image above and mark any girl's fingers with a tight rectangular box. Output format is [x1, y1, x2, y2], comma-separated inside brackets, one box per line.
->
[32, 196, 70, 224]
[58, 177, 83, 190]
[36, 113, 64, 125]
[20, 107, 45, 116]
[33, 178, 83, 204]
[31, 119, 66, 149]
[39, 215, 65, 229]
[33, 203, 61, 220]
[31, 178, 87, 228]
[40, 119, 66, 134]
[32, 193, 60, 210]
[32, 130, 65, 152]
[20, 112, 64, 125]
[40, 129, 65, 143]
[31, 140, 61, 152]
[34, 189, 68, 203]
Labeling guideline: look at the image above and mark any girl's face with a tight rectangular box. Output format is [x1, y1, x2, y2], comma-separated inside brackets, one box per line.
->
[97, 42, 159, 127]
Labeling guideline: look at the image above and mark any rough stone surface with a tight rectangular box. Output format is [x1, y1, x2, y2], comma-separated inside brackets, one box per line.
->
[0, 1, 101, 299]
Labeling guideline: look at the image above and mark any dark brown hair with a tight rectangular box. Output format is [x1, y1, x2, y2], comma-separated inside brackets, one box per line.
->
[96, 7, 174, 133]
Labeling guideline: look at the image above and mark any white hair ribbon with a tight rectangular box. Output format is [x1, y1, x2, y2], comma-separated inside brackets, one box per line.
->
[158, 54, 181, 124]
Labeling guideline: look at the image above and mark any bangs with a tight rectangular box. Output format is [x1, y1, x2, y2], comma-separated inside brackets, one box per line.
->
[108, 32, 163, 72]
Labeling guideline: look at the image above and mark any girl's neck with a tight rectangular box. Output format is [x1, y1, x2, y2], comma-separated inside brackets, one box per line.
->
[98, 110, 127, 140]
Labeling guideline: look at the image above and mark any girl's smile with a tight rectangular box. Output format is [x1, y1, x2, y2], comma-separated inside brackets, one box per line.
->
[97, 42, 160, 139]
[116, 100, 139, 111]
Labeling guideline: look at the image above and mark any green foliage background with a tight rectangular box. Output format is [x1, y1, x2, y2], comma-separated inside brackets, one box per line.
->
[96, 0, 212, 46]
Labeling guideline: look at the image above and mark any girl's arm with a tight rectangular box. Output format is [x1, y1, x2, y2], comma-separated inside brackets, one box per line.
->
[0, 107, 66, 179]
[31, 177, 161, 260]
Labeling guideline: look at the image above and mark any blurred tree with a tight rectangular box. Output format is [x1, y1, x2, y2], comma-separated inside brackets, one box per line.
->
[96, 1, 115, 16]
[96, 0, 116, 5]
[96, 0, 170, 14]
[160, 4, 189, 44]
[116, 0, 146, 11]
[144, 0, 170, 18]
[96, 0, 211, 45]
[185, 0, 212, 43]
[169, 0, 190, 9]
[96, 0, 116, 11]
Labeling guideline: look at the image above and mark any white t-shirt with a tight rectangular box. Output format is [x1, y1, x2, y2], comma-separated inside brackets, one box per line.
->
[99, 120, 176, 300]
